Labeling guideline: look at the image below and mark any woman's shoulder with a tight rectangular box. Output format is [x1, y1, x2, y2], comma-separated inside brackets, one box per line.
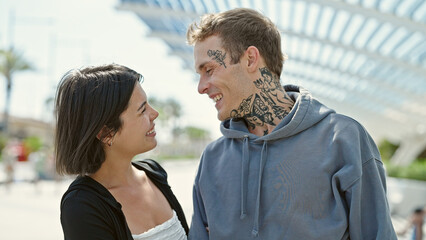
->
[61, 176, 119, 211]
[60, 178, 121, 238]
[62, 177, 99, 203]
[61, 183, 105, 220]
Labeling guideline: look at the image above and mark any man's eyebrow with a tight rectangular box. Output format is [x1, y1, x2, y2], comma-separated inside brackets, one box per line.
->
[137, 101, 147, 112]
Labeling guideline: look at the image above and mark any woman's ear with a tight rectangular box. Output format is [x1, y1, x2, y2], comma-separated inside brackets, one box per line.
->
[97, 126, 114, 146]
[245, 46, 261, 73]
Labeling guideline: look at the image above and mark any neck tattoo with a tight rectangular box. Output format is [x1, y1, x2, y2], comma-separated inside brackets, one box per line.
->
[230, 67, 293, 132]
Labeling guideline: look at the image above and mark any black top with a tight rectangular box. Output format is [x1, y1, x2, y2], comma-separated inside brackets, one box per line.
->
[60, 159, 189, 240]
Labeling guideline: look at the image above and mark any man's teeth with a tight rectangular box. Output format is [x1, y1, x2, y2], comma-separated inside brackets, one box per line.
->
[146, 129, 155, 135]
[213, 94, 223, 103]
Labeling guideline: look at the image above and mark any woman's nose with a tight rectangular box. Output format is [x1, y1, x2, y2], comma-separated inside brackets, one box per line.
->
[151, 107, 159, 120]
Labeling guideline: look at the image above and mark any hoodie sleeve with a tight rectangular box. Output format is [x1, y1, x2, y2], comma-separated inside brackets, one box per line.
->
[345, 159, 397, 240]
[337, 123, 397, 239]
[61, 190, 117, 240]
[188, 157, 209, 240]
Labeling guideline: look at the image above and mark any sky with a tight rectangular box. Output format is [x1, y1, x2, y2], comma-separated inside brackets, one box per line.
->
[0, 0, 222, 140]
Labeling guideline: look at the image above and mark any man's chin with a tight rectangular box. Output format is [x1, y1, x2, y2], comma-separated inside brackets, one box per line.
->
[217, 113, 229, 122]
[218, 115, 235, 122]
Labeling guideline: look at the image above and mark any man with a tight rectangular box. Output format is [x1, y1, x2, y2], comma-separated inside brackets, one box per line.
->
[186, 8, 397, 239]
[398, 207, 424, 240]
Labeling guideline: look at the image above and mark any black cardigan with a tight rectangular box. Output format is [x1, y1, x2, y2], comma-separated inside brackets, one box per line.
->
[60, 159, 189, 240]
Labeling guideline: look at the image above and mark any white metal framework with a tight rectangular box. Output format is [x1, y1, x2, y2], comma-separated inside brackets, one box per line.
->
[118, 0, 426, 165]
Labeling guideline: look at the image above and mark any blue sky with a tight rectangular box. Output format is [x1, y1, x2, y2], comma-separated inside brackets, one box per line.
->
[0, 0, 221, 140]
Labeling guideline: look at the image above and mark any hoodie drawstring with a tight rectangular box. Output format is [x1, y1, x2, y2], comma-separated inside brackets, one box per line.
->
[252, 141, 268, 237]
[240, 135, 249, 219]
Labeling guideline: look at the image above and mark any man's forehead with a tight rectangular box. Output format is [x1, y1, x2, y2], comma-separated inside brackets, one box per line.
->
[195, 35, 223, 52]
[194, 47, 211, 71]
[194, 36, 223, 70]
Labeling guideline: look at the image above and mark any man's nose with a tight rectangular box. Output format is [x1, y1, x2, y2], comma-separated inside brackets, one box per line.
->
[198, 77, 209, 94]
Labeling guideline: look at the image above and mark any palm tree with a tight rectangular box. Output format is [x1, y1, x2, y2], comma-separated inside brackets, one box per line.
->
[148, 96, 182, 129]
[0, 47, 33, 134]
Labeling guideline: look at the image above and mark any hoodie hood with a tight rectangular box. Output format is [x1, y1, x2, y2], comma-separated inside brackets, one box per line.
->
[221, 85, 335, 141]
[219, 85, 335, 237]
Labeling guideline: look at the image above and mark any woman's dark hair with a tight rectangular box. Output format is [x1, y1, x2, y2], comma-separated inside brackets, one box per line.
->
[54, 63, 143, 175]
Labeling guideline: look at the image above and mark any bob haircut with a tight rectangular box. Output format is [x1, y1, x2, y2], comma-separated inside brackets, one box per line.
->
[54, 63, 143, 176]
[187, 8, 286, 77]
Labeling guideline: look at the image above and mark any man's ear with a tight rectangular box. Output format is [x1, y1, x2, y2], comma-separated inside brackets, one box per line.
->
[245, 46, 261, 73]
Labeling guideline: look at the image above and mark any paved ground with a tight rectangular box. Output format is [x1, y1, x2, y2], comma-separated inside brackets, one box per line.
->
[0, 159, 421, 239]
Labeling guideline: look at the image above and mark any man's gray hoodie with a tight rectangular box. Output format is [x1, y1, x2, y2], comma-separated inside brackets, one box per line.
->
[188, 85, 397, 239]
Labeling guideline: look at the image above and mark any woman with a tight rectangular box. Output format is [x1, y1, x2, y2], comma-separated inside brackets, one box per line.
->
[55, 64, 188, 240]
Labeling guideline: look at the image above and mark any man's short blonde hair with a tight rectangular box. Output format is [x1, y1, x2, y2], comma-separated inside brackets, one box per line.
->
[187, 8, 286, 77]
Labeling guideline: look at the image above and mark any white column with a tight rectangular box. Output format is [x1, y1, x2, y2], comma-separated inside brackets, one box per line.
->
[391, 134, 426, 166]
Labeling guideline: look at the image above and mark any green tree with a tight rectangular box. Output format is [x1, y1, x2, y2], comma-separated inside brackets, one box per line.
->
[181, 126, 210, 141]
[164, 98, 182, 139]
[149, 96, 169, 125]
[0, 47, 34, 134]
[0, 133, 7, 161]
[148, 96, 182, 139]
[23, 136, 43, 153]
[378, 139, 399, 161]
[379, 139, 426, 181]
